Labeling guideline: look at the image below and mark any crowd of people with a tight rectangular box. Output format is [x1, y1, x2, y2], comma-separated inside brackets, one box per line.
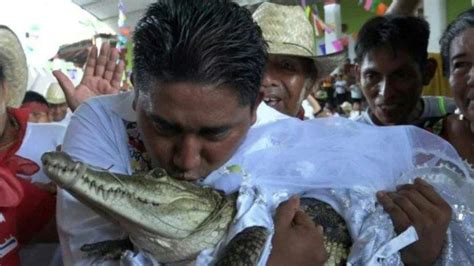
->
[0, 0, 472, 265]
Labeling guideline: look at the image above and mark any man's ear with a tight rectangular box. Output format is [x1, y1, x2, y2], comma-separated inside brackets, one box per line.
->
[130, 72, 134, 87]
[251, 91, 264, 125]
[355, 64, 362, 83]
[132, 88, 139, 111]
[422, 58, 438, 86]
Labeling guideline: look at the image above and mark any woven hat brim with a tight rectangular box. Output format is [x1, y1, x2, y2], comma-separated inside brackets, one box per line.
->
[267, 41, 347, 79]
[0, 26, 27, 108]
[314, 50, 347, 79]
[47, 99, 67, 105]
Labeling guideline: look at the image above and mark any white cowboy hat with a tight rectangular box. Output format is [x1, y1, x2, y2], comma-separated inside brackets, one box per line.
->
[0, 25, 27, 107]
[45, 82, 66, 104]
[253, 2, 346, 78]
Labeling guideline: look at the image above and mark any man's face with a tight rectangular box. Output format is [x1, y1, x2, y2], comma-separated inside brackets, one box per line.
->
[29, 108, 49, 123]
[135, 82, 257, 182]
[358, 47, 425, 125]
[49, 102, 68, 122]
[449, 28, 474, 123]
[261, 54, 315, 117]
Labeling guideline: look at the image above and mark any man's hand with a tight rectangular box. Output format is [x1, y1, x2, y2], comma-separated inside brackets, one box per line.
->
[53, 42, 125, 111]
[377, 178, 452, 266]
[267, 196, 328, 266]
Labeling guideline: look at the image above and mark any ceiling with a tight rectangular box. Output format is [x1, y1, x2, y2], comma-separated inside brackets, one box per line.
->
[72, 0, 323, 34]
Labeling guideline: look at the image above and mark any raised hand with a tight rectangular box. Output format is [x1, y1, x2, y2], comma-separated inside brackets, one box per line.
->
[377, 178, 452, 266]
[267, 196, 328, 266]
[53, 42, 125, 111]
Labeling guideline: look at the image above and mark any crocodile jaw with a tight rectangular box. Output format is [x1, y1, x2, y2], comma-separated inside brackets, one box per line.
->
[42, 151, 88, 190]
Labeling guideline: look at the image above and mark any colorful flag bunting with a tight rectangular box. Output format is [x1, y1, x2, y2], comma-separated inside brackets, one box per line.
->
[332, 39, 343, 52]
[364, 0, 373, 11]
[319, 44, 326, 55]
[375, 3, 388, 16]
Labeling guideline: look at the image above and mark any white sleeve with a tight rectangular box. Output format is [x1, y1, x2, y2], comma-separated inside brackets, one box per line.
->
[57, 100, 131, 266]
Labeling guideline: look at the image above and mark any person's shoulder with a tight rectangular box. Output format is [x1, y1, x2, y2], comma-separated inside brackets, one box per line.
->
[77, 91, 135, 122]
[350, 110, 373, 125]
[84, 91, 133, 109]
[254, 103, 290, 127]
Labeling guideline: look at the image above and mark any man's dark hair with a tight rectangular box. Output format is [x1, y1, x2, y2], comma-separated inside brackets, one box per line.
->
[132, 0, 267, 107]
[440, 7, 474, 75]
[355, 15, 430, 70]
[22, 91, 49, 106]
[0, 66, 3, 83]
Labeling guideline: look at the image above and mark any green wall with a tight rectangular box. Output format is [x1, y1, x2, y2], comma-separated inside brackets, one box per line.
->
[335, 0, 472, 34]
[447, 0, 471, 22]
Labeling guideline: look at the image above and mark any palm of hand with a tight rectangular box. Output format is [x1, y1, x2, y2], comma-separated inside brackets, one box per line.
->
[76, 77, 118, 102]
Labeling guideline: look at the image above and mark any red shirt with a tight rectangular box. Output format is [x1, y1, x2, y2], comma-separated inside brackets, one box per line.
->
[0, 109, 56, 266]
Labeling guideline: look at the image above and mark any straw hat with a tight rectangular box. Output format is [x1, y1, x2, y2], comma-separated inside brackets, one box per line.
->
[46, 83, 66, 104]
[340, 101, 352, 113]
[253, 2, 346, 78]
[0, 26, 28, 108]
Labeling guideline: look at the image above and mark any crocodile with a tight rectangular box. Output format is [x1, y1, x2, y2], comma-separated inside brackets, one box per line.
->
[42, 151, 352, 265]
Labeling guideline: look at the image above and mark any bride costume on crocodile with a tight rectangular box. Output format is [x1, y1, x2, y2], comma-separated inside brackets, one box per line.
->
[199, 117, 473, 266]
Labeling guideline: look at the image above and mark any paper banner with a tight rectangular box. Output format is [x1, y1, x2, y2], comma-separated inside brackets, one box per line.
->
[118, 1, 127, 27]
[312, 13, 321, 36]
[305, 6, 312, 20]
[319, 44, 326, 55]
[375, 3, 388, 16]
[364, 0, 373, 11]
[332, 39, 343, 52]
[119, 27, 130, 36]
[371, 0, 381, 12]
[117, 0, 128, 50]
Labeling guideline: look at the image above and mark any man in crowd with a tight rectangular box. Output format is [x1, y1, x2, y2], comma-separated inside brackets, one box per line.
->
[353, 15, 456, 128]
[21, 91, 50, 123]
[254, 3, 343, 119]
[54, 1, 455, 265]
[45, 83, 71, 125]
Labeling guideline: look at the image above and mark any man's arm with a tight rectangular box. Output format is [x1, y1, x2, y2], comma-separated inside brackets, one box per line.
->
[386, 0, 422, 16]
[58, 101, 130, 265]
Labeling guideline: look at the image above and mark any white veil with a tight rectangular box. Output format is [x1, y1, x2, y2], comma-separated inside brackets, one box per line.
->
[199, 117, 473, 265]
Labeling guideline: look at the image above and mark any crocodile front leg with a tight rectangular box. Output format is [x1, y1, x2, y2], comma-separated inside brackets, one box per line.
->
[80, 238, 134, 261]
[216, 226, 269, 266]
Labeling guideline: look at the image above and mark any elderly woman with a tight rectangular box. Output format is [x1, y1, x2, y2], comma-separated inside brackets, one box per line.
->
[438, 8, 474, 166]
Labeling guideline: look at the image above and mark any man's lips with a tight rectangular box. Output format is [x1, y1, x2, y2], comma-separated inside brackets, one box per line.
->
[263, 96, 281, 107]
[376, 103, 403, 112]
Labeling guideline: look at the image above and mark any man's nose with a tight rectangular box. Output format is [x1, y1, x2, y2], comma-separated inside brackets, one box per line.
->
[261, 65, 279, 88]
[467, 65, 474, 86]
[173, 135, 201, 172]
[377, 78, 396, 101]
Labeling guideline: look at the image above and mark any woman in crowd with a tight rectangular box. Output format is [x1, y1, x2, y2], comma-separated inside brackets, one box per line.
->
[439, 8, 474, 166]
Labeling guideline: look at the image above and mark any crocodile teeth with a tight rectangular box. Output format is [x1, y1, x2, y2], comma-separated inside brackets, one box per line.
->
[103, 189, 110, 201]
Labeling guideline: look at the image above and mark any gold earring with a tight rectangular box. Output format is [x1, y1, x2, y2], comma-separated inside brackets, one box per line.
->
[455, 108, 464, 121]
